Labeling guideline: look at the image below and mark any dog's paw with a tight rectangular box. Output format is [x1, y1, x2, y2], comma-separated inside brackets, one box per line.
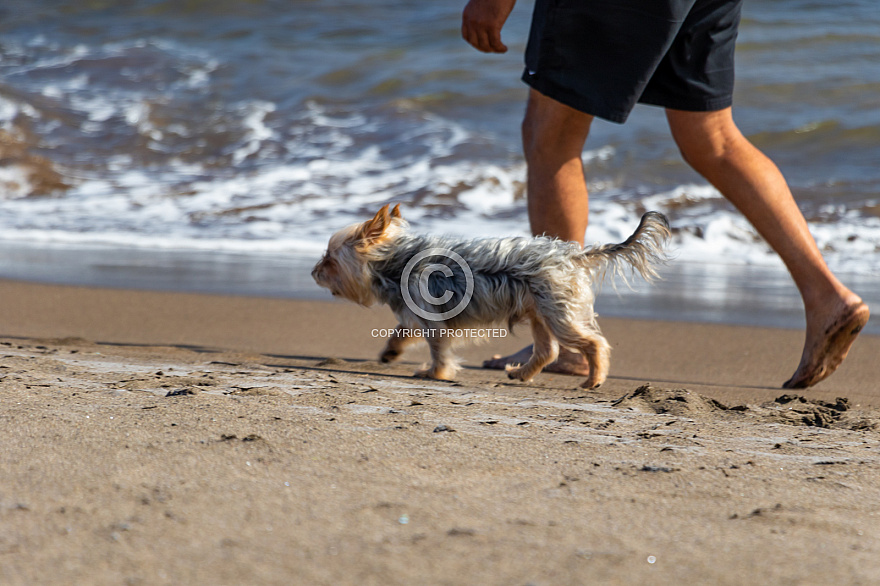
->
[505, 364, 533, 382]
[379, 349, 401, 363]
[414, 366, 454, 381]
[580, 374, 605, 389]
[414, 367, 432, 378]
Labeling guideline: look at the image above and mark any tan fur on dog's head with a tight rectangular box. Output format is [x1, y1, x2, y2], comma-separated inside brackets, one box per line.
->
[311, 203, 406, 306]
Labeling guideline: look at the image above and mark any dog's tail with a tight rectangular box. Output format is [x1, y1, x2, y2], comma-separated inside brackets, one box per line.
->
[577, 211, 670, 285]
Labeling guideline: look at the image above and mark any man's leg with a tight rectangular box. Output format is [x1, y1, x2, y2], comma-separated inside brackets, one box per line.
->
[484, 89, 595, 374]
[666, 107, 869, 388]
[521, 89, 593, 245]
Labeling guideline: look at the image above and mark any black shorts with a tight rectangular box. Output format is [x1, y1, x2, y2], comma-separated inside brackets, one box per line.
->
[523, 0, 743, 123]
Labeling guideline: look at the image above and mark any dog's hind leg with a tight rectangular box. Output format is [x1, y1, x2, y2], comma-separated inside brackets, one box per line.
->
[506, 315, 559, 383]
[578, 335, 611, 389]
[380, 323, 422, 363]
[544, 320, 611, 389]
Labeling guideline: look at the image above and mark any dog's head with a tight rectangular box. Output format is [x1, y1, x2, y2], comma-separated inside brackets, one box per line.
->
[311, 203, 407, 305]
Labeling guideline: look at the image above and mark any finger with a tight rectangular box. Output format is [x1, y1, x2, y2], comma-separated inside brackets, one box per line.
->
[463, 23, 484, 51]
[477, 28, 507, 53]
[461, 18, 472, 43]
[487, 30, 508, 53]
[462, 21, 480, 50]
[475, 29, 494, 52]
[461, 11, 483, 49]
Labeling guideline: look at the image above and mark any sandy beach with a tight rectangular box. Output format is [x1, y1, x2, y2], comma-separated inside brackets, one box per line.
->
[2, 277, 879, 584]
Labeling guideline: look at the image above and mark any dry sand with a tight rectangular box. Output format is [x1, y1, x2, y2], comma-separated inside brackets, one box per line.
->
[1, 278, 879, 585]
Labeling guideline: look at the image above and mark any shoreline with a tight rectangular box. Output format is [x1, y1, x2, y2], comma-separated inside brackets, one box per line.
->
[1, 240, 878, 335]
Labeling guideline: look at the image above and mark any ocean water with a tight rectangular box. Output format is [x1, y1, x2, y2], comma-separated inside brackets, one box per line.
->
[1, 0, 878, 331]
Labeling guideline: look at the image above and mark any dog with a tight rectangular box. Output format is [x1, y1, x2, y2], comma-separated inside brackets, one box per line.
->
[312, 204, 669, 388]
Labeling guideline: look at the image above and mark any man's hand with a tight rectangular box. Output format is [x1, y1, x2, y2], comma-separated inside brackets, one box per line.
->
[462, 0, 517, 53]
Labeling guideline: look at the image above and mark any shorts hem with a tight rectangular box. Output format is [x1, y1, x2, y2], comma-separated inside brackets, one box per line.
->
[522, 71, 631, 124]
[637, 94, 734, 112]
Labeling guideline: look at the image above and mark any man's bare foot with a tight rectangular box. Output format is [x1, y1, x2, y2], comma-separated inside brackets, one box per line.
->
[783, 299, 870, 389]
[483, 345, 590, 376]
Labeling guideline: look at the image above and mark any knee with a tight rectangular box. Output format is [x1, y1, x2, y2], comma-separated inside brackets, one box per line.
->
[674, 131, 737, 172]
[676, 140, 720, 173]
[667, 109, 746, 173]
[521, 107, 556, 164]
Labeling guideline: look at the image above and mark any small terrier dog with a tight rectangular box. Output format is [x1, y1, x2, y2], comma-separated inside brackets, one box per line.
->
[312, 204, 669, 388]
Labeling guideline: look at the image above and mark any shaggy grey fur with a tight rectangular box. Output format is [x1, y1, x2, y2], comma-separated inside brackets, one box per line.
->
[371, 211, 669, 332]
[314, 209, 670, 388]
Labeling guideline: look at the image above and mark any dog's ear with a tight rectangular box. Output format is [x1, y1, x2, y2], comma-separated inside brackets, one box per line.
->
[390, 203, 402, 219]
[356, 204, 393, 249]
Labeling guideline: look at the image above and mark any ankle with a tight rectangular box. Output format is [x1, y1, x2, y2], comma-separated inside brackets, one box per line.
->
[802, 285, 863, 321]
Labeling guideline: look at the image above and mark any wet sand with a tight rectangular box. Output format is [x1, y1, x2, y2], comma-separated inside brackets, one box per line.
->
[1, 278, 879, 584]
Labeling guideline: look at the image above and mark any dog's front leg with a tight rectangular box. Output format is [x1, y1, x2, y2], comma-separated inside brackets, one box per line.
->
[380, 324, 421, 363]
[414, 333, 458, 380]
